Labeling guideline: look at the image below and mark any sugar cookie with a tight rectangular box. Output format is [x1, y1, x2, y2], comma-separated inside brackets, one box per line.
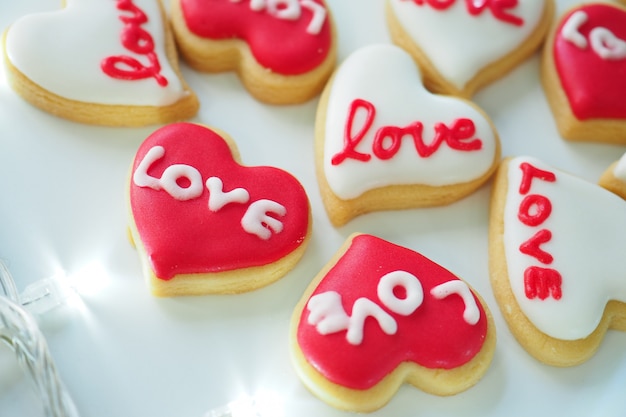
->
[3, 0, 198, 126]
[291, 233, 495, 412]
[541, 3, 626, 144]
[315, 44, 500, 226]
[386, 0, 554, 97]
[127, 122, 311, 296]
[489, 156, 626, 366]
[170, 0, 336, 104]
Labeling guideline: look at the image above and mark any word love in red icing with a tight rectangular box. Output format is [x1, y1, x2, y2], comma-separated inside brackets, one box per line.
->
[101, 0, 168, 86]
[133, 146, 286, 240]
[331, 98, 483, 166]
[307, 270, 480, 345]
[230, 0, 327, 35]
[402, 0, 524, 26]
[516, 162, 562, 301]
[562, 10, 626, 61]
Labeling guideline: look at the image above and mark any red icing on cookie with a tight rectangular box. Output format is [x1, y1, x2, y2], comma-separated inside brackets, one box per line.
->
[518, 162, 556, 194]
[512, 161, 563, 301]
[519, 229, 553, 264]
[524, 266, 562, 300]
[296, 234, 488, 390]
[404, 0, 524, 26]
[553, 4, 626, 120]
[179, 0, 332, 75]
[129, 122, 310, 279]
[331, 98, 483, 166]
[101, 0, 168, 86]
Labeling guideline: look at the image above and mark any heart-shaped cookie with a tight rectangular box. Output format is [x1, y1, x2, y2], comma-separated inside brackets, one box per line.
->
[3, 0, 198, 126]
[127, 122, 311, 296]
[386, 0, 554, 97]
[541, 3, 626, 144]
[290, 234, 495, 412]
[489, 156, 626, 366]
[315, 44, 500, 226]
[169, 0, 336, 104]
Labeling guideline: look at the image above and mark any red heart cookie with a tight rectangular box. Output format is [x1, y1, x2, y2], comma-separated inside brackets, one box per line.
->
[542, 3, 626, 143]
[290, 234, 495, 412]
[169, 0, 336, 104]
[128, 122, 311, 296]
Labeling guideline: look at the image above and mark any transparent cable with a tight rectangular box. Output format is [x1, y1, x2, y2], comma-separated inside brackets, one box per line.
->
[0, 260, 79, 417]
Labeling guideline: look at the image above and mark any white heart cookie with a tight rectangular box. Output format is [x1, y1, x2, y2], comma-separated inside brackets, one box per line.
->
[320, 44, 499, 205]
[502, 156, 626, 338]
[386, 0, 552, 96]
[4, 0, 197, 124]
[490, 156, 626, 365]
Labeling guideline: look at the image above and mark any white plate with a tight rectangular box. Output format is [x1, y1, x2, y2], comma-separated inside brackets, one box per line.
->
[1, 1, 625, 416]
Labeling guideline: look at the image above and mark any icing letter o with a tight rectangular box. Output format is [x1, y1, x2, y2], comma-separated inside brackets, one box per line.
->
[267, 0, 301, 19]
[159, 164, 204, 201]
[518, 194, 552, 227]
[377, 270, 424, 316]
[133, 145, 204, 201]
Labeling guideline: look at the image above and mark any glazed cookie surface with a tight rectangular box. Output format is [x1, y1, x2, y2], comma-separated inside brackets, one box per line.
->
[541, 2, 626, 144]
[386, 0, 554, 97]
[290, 233, 495, 412]
[489, 156, 626, 366]
[127, 122, 311, 296]
[315, 44, 500, 226]
[3, 0, 198, 126]
[170, 0, 337, 104]
[599, 153, 626, 199]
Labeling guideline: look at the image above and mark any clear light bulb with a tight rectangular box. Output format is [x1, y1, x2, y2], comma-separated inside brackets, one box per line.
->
[19, 275, 77, 316]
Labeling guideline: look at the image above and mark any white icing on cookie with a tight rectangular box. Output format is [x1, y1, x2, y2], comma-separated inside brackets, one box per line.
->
[323, 44, 497, 200]
[5, 0, 187, 106]
[561, 10, 588, 49]
[430, 280, 480, 325]
[387, 0, 546, 90]
[240, 200, 286, 240]
[502, 156, 626, 340]
[563, 10, 626, 61]
[614, 153, 626, 182]
[206, 177, 251, 212]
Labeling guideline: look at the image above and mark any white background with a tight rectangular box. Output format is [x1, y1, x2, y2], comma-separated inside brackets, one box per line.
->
[1, 1, 626, 416]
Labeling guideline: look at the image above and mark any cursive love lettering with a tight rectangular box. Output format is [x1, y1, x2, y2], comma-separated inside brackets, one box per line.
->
[101, 0, 168, 86]
[402, 0, 524, 26]
[331, 98, 483, 166]
[516, 162, 562, 301]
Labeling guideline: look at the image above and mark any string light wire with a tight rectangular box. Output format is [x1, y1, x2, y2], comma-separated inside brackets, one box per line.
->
[0, 258, 276, 417]
[0, 260, 79, 417]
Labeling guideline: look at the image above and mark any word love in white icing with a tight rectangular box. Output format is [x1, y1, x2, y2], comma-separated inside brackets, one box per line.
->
[101, 0, 168, 86]
[332, 99, 483, 166]
[133, 146, 286, 240]
[229, 0, 327, 35]
[562, 11, 626, 61]
[515, 162, 562, 300]
[306, 270, 480, 345]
